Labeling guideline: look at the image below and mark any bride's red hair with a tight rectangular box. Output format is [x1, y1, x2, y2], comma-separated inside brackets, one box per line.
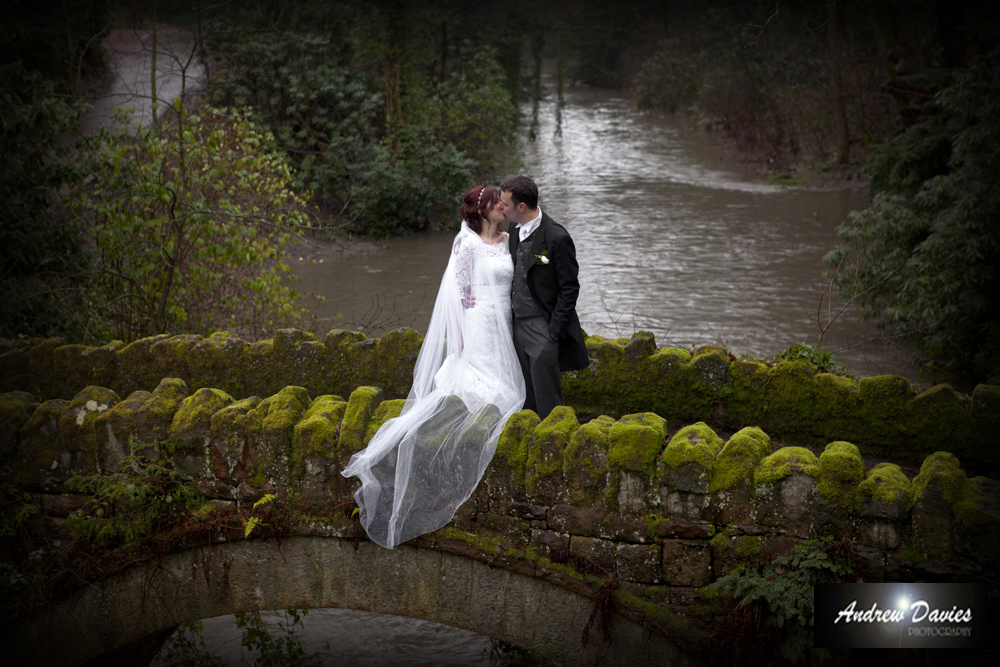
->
[458, 185, 500, 233]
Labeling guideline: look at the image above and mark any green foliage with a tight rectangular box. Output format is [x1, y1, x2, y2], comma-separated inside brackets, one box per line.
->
[0, 62, 90, 339]
[711, 538, 855, 663]
[65, 455, 203, 549]
[826, 49, 1000, 382]
[775, 344, 850, 376]
[485, 638, 559, 667]
[245, 493, 275, 538]
[234, 609, 318, 667]
[206, 3, 518, 236]
[160, 620, 224, 667]
[78, 106, 311, 341]
[632, 38, 699, 112]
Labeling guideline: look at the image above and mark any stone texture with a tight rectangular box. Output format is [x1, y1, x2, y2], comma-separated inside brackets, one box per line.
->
[661, 540, 712, 587]
[753, 471, 817, 538]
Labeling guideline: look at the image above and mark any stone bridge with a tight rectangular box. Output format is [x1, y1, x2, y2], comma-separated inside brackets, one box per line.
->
[1, 329, 999, 666]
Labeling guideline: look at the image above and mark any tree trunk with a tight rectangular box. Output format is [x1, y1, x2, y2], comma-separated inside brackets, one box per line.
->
[151, 4, 159, 136]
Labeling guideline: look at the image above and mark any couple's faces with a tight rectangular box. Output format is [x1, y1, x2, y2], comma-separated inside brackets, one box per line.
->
[499, 192, 523, 222]
[486, 202, 506, 226]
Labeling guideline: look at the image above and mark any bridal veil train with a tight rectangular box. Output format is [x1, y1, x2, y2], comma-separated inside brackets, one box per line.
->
[342, 209, 525, 549]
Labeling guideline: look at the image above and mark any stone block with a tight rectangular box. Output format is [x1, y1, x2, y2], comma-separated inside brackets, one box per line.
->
[168, 387, 234, 477]
[526, 406, 578, 503]
[530, 529, 568, 556]
[753, 470, 817, 537]
[661, 539, 711, 587]
[133, 378, 189, 446]
[616, 543, 661, 583]
[15, 398, 68, 484]
[655, 518, 713, 540]
[338, 386, 384, 456]
[113, 335, 167, 395]
[491, 409, 539, 497]
[547, 504, 649, 543]
[657, 422, 723, 497]
[563, 415, 612, 507]
[208, 397, 262, 486]
[187, 332, 245, 397]
[369, 328, 423, 399]
[858, 462, 912, 520]
[569, 535, 616, 574]
[291, 396, 347, 481]
[94, 390, 150, 473]
[57, 386, 121, 477]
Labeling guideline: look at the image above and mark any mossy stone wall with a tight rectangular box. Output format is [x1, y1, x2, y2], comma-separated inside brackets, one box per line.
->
[2, 328, 998, 469]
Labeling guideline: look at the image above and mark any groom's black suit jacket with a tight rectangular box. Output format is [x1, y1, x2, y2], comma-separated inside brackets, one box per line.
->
[508, 212, 590, 372]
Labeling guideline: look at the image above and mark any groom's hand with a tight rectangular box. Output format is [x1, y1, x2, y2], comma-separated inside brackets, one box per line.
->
[462, 284, 476, 309]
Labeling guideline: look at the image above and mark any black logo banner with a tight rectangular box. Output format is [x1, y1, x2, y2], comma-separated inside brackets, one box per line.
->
[815, 583, 984, 649]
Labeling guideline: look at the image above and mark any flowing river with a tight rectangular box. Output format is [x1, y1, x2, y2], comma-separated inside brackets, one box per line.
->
[295, 87, 918, 380]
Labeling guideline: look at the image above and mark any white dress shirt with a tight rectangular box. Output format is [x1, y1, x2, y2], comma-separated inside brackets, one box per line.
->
[517, 209, 543, 242]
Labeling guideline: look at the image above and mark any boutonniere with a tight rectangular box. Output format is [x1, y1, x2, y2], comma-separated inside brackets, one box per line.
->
[533, 250, 550, 265]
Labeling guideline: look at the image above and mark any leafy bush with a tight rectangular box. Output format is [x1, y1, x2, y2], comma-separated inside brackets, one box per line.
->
[825, 49, 1000, 382]
[79, 106, 311, 341]
[710, 538, 856, 664]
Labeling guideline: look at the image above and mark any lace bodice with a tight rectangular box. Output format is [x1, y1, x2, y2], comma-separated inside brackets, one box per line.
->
[455, 234, 513, 290]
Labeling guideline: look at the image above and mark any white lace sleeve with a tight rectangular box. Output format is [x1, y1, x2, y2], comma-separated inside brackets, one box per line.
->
[455, 236, 476, 301]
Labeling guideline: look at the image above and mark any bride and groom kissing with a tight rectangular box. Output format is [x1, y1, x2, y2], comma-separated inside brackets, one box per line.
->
[343, 175, 589, 549]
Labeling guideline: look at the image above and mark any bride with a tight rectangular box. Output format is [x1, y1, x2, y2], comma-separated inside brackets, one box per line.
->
[342, 185, 525, 549]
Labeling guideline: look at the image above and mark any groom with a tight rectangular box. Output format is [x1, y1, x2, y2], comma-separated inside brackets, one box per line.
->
[501, 175, 589, 420]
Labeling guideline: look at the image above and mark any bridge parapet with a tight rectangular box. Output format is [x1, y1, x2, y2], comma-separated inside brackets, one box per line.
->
[2, 375, 999, 664]
[2, 328, 998, 469]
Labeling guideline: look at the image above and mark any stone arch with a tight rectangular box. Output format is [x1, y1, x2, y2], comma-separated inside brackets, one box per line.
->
[4, 537, 695, 667]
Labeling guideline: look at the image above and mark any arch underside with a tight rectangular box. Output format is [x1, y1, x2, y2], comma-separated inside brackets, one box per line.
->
[3, 537, 696, 667]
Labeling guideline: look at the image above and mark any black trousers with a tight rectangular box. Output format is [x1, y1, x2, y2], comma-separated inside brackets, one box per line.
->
[513, 315, 563, 420]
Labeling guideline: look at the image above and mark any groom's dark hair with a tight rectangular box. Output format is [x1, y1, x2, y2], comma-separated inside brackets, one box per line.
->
[500, 175, 538, 209]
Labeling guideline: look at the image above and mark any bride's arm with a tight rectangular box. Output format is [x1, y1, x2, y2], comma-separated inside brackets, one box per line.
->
[455, 237, 476, 309]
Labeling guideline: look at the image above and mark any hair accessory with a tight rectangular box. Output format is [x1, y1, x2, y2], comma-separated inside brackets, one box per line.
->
[477, 187, 484, 207]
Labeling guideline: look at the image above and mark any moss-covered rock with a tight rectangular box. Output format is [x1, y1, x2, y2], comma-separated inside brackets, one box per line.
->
[911, 384, 973, 461]
[0, 391, 40, 464]
[291, 396, 345, 469]
[208, 396, 262, 483]
[563, 415, 614, 507]
[370, 328, 423, 399]
[240, 339, 275, 399]
[754, 447, 819, 487]
[187, 332, 245, 397]
[710, 427, 771, 494]
[608, 413, 667, 476]
[492, 409, 540, 494]
[53, 342, 122, 398]
[339, 386, 384, 455]
[15, 398, 68, 483]
[257, 386, 311, 488]
[133, 378, 189, 446]
[364, 399, 406, 443]
[113, 334, 168, 396]
[659, 422, 724, 493]
[857, 375, 913, 444]
[816, 441, 865, 510]
[690, 346, 730, 393]
[624, 331, 656, 363]
[150, 335, 204, 390]
[527, 406, 579, 501]
[26, 338, 65, 399]
[94, 390, 150, 473]
[168, 388, 234, 476]
[57, 386, 121, 476]
[912, 451, 1000, 530]
[858, 462, 912, 519]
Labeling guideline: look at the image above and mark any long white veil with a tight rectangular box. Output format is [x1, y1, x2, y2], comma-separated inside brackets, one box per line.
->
[342, 221, 525, 549]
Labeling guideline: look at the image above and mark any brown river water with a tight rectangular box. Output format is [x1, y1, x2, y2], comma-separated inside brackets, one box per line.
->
[295, 86, 919, 381]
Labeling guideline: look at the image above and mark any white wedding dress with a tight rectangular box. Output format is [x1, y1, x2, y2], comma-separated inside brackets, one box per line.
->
[342, 222, 525, 549]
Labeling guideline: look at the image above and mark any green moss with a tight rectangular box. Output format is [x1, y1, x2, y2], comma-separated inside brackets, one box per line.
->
[527, 406, 579, 495]
[651, 346, 692, 364]
[564, 415, 614, 506]
[816, 441, 865, 510]
[709, 532, 761, 561]
[248, 459, 266, 488]
[168, 388, 234, 445]
[857, 375, 913, 441]
[901, 544, 926, 563]
[614, 588, 705, 638]
[210, 397, 262, 436]
[607, 413, 667, 476]
[133, 378, 189, 444]
[0, 391, 39, 461]
[17, 399, 69, 480]
[754, 447, 819, 487]
[292, 398, 347, 469]
[495, 409, 540, 486]
[261, 386, 311, 433]
[323, 329, 367, 346]
[660, 422, 724, 470]
[59, 386, 122, 471]
[364, 399, 406, 443]
[710, 426, 771, 494]
[858, 462, 912, 507]
[339, 386, 384, 453]
[690, 348, 731, 392]
[912, 451, 1000, 527]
